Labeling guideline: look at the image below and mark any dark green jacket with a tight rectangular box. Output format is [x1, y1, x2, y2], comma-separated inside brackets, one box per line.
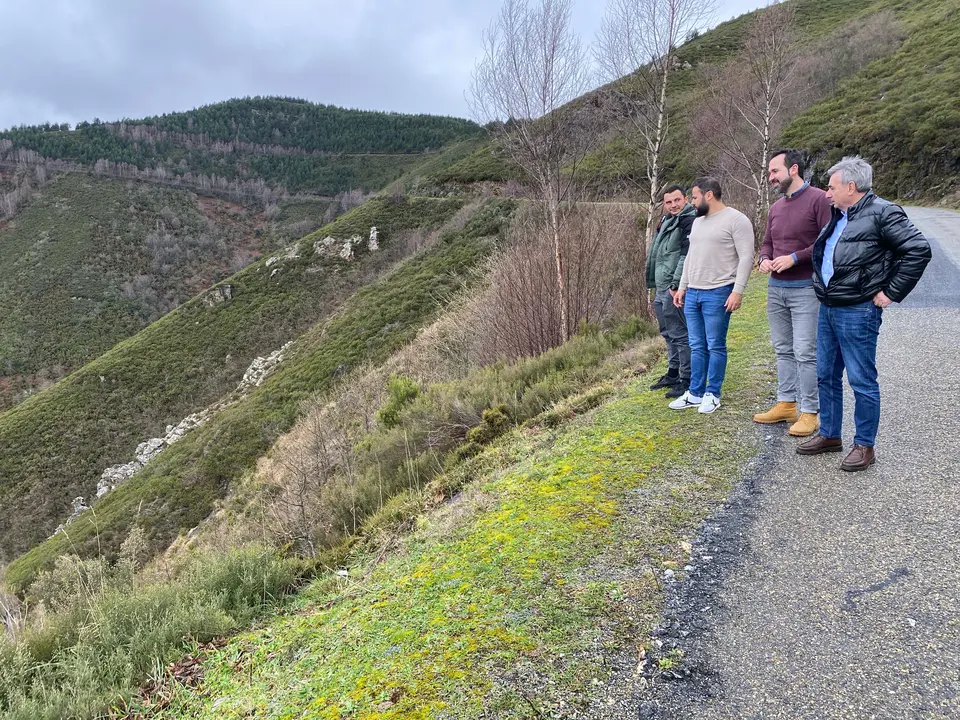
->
[645, 204, 696, 291]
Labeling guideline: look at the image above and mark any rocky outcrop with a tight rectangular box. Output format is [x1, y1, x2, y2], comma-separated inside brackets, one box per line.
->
[265, 245, 300, 266]
[312, 226, 380, 262]
[201, 284, 232, 307]
[52, 496, 91, 535]
[90, 341, 295, 502]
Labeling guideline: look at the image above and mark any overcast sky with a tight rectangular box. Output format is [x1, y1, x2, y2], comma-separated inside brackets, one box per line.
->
[0, 0, 769, 131]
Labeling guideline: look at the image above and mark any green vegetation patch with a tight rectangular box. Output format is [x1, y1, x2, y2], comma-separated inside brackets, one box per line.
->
[1, 98, 482, 195]
[145, 278, 772, 719]
[781, 0, 960, 200]
[0, 196, 467, 568]
[4, 200, 515, 593]
[0, 175, 256, 383]
[585, 0, 956, 200]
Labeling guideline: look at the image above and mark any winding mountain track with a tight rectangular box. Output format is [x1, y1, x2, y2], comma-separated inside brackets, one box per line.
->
[646, 206, 960, 719]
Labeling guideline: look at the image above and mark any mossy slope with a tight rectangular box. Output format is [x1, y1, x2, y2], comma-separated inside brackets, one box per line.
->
[147, 278, 772, 719]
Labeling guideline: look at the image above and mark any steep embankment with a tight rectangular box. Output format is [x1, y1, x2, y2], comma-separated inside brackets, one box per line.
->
[4, 198, 514, 592]
[0, 196, 473, 574]
[131, 280, 773, 719]
[780, 0, 960, 199]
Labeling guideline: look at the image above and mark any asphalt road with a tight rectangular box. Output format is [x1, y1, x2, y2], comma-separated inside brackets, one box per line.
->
[646, 206, 960, 719]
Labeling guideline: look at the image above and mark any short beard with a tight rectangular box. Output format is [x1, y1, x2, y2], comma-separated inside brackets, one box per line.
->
[777, 177, 794, 195]
[695, 200, 709, 217]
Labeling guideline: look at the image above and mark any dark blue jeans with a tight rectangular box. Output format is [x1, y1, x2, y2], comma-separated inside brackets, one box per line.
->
[817, 302, 883, 446]
[684, 285, 733, 398]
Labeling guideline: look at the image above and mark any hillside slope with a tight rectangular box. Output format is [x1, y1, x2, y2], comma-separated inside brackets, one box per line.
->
[0, 174, 273, 406]
[780, 0, 960, 199]
[450, 0, 957, 202]
[128, 282, 771, 719]
[0, 195, 479, 572]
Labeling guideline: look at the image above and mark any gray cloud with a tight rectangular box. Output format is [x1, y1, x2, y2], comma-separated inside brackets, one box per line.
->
[0, 0, 766, 131]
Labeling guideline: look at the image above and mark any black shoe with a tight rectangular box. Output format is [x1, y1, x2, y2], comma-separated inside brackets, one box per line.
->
[664, 381, 689, 399]
[650, 372, 680, 391]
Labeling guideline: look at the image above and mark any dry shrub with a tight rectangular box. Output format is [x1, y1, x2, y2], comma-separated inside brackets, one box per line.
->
[461, 201, 646, 364]
[256, 310, 479, 552]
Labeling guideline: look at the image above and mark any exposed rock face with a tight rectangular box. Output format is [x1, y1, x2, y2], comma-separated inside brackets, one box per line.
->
[313, 235, 337, 255]
[313, 227, 379, 262]
[201, 284, 232, 307]
[265, 245, 300, 267]
[339, 237, 360, 261]
[237, 342, 293, 392]
[52, 496, 91, 535]
[91, 340, 295, 501]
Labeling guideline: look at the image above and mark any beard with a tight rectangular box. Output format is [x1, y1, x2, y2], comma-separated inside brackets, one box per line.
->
[776, 176, 793, 195]
[695, 199, 710, 217]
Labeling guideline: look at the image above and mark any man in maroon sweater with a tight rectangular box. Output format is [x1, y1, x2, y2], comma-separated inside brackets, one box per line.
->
[755, 149, 833, 436]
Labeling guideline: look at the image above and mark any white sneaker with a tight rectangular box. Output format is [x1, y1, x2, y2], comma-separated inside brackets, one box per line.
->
[698, 392, 721, 414]
[669, 391, 702, 410]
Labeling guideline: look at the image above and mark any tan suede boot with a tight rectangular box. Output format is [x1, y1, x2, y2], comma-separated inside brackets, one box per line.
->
[788, 412, 820, 437]
[752, 401, 798, 424]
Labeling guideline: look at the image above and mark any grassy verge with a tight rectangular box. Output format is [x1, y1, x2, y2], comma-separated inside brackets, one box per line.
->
[127, 277, 772, 719]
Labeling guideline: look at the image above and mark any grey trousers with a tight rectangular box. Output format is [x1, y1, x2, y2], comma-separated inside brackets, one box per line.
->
[768, 284, 820, 413]
[653, 288, 691, 379]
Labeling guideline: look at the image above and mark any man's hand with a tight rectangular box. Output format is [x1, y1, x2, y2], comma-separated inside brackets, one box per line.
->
[673, 288, 686, 308]
[873, 290, 893, 308]
[758, 258, 773, 273]
[725, 292, 743, 312]
[668, 288, 677, 299]
[770, 255, 796, 273]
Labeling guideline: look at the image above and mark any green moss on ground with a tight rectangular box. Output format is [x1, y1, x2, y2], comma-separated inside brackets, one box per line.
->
[144, 277, 773, 719]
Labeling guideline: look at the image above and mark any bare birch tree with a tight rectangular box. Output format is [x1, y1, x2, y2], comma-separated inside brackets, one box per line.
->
[595, 0, 715, 247]
[694, 1, 798, 236]
[469, 0, 596, 341]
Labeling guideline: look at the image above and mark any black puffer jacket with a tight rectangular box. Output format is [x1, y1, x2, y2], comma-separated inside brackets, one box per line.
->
[812, 192, 931, 306]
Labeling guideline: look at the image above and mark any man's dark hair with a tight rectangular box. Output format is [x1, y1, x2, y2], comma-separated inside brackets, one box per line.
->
[769, 148, 807, 176]
[662, 184, 686, 198]
[692, 176, 722, 200]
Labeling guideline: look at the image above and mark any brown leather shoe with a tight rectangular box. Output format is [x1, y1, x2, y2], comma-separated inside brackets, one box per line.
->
[841, 445, 876, 472]
[796, 434, 843, 455]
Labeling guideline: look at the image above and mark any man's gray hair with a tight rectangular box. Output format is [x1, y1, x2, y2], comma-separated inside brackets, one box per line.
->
[828, 156, 873, 192]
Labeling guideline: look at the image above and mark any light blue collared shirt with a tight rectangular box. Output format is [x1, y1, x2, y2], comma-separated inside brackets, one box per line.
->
[821, 212, 848, 286]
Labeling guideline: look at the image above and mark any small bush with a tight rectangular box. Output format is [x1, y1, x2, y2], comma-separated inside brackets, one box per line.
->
[376, 375, 421, 429]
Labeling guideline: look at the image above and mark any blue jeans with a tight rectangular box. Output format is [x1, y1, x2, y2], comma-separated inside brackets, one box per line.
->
[817, 302, 883, 446]
[684, 285, 733, 398]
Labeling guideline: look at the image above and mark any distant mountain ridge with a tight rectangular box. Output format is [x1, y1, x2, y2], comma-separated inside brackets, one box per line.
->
[0, 97, 482, 197]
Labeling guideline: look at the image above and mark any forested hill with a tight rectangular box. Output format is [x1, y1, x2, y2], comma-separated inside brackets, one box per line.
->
[0, 97, 482, 196]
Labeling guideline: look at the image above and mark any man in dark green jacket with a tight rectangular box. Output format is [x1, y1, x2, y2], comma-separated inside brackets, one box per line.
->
[645, 185, 696, 397]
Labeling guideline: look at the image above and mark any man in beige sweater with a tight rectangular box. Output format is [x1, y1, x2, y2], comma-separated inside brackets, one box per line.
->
[670, 177, 755, 414]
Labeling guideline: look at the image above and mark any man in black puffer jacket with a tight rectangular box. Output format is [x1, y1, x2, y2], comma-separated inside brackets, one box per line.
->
[797, 156, 931, 471]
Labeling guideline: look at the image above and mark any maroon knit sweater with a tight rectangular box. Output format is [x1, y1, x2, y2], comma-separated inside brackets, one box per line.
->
[759, 184, 833, 281]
